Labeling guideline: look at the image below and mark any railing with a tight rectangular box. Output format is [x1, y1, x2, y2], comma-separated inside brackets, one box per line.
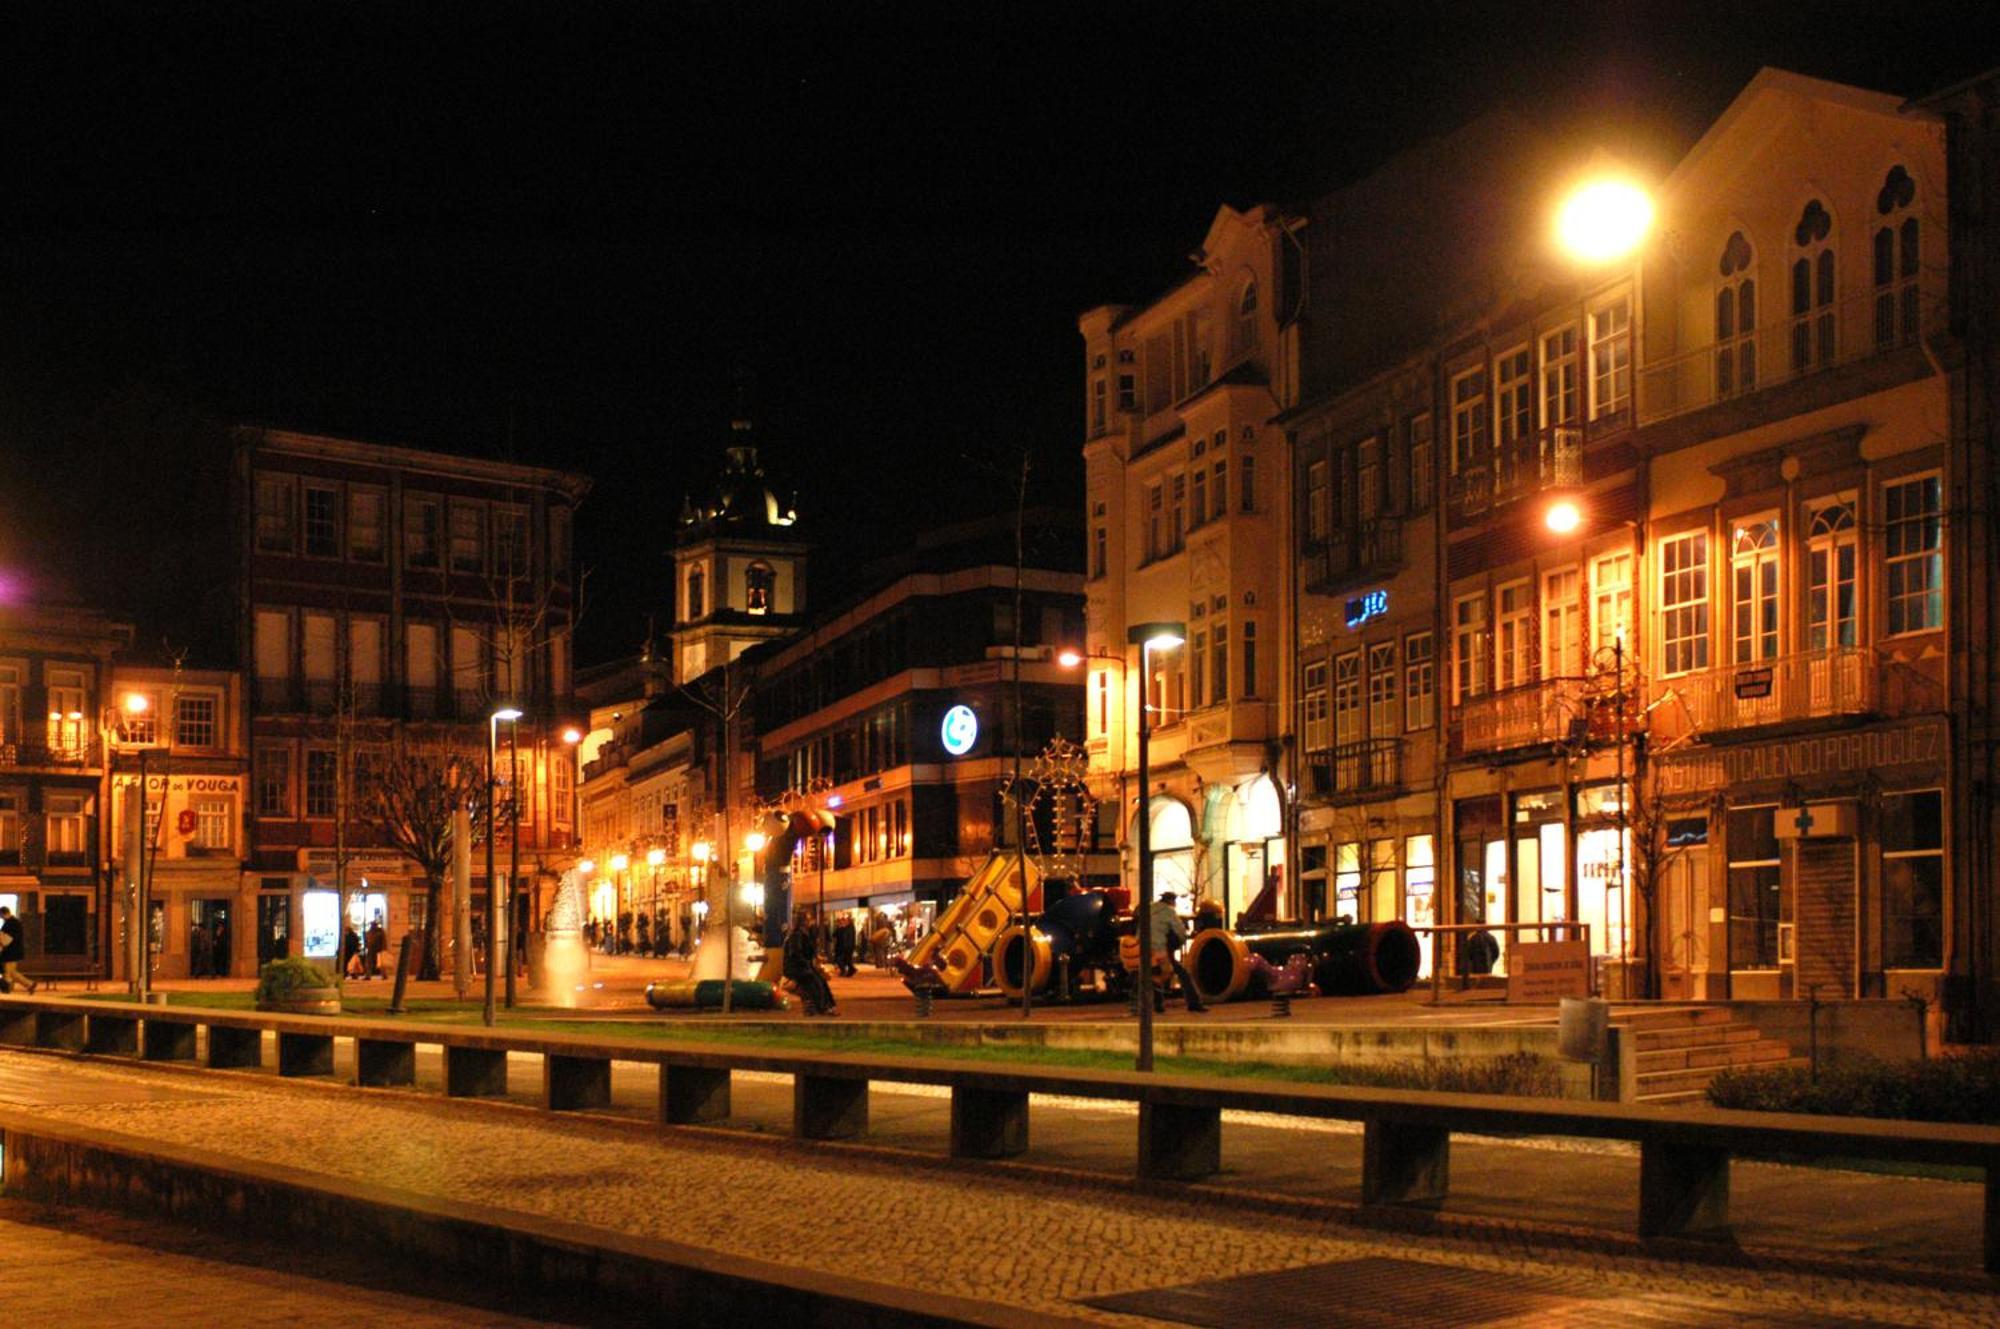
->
[1451, 677, 1593, 756]
[1637, 287, 1941, 426]
[0, 738, 102, 769]
[2, 993, 1996, 1270]
[1661, 648, 1874, 738]
[1448, 426, 1582, 516]
[1308, 737, 1402, 800]
[1303, 517, 1404, 593]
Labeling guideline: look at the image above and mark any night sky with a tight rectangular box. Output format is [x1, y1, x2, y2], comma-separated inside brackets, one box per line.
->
[0, 1, 1988, 666]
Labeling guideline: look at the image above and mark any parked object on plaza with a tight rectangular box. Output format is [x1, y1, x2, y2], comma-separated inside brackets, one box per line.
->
[1186, 920, 1423, 1003]
[254, 957, 342, 1015]
[898, 851, 1041, 995]
[644, 978, 785, 1011]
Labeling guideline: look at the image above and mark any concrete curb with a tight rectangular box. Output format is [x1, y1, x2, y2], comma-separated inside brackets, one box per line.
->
[0, 1108, 1088, 1329]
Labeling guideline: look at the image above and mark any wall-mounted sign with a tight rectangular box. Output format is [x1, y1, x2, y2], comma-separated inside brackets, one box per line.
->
[1345, 589, 1389, 629]
[940, 704, 979, 756]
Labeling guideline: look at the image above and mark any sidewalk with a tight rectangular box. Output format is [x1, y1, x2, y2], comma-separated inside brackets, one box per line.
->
[0, 1044, 1991, 1325]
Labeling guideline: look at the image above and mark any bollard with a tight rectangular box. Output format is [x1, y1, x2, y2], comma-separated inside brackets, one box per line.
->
[388, 935, 417, 1015]
[914, 988, 933, 1019]
[1271, 994, 1291, 1018]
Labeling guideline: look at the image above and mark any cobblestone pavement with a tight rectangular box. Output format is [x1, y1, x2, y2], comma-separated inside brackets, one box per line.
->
[0, 1197, 567, 1326]
[1, 1048, 1995, 1327]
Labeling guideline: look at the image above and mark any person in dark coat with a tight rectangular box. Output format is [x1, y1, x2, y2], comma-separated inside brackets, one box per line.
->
[831, 913, 857, 978]
[364, 916, 387, 978]
[782, 910, 837, 1016]
[0, 906, 36, 994]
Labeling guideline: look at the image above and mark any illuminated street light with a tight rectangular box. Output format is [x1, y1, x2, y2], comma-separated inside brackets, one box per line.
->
[744, 831, 767, 853]
[1555, 179, 1653, 263]
[578, 858, 595, 875]
[690, 841, 712, 862]
[1545, 498, 1584, 535]
[646, 847, 665, 867]
[609, 852, 630, 872]
[1125, 619, 1186, 1073]
[561, 726, 583, 745]
[122, 692, 149, 714]
[1056, 648, 1083, 668]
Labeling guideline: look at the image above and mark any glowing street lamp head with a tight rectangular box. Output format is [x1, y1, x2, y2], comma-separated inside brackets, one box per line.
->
[1056, 648, 1083, 668]
[1127, 620, 1187, 655]
[1555, 179, 1653, 263]
[561, 727, 583, 745]
[609, 853, 629, 873]
[491, 707, 524, 722]
[691, 840, 712, 863]
[745, 831, 768, 853]
[1545, 499, 1584, 536]
[578, 859, 595, 875]
[122, 692, 149, 715]
[646, 848, 666, 867]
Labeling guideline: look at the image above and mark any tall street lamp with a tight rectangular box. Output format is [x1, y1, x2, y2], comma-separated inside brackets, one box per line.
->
[504, 716, 523, 1009]
[1127, 621, 1185, 1073]
[484, 706, 522, 1027]
[116, 691, 153, 998]
[690, 839, 712, 949]
[647, 846, 665, 949]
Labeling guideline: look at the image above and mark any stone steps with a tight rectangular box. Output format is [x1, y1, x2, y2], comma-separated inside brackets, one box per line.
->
[1634, 1039, 1795, 1073]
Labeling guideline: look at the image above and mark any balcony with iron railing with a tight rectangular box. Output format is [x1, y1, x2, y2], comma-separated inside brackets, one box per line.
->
[1447, 426, 1582, 519]
[1652, 647, 1947, 742]
[1305, 737, 1403, 802]
[1450, 676, 1596, 759]
[0, 737, 103, 770]
[1303, 517, 1404, 595]
[1637, 286, 1940, 428]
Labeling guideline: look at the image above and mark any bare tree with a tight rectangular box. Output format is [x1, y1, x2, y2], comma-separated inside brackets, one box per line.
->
[366, 739, 489, 979]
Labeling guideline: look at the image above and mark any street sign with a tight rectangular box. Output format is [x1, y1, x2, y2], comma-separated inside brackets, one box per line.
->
[1508, 940, 1591, 1001]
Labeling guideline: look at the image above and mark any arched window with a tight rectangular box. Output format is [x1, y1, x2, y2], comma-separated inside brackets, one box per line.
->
[1715, 230, 1757, 398]
[1790, 200, 1836, 374]
[1233, 279, 1258, 358]
[745, 561, 775, 615]
[1805, 501, 1857, 651]
[1730, 519, 1779, 665]
[687, 567, 705, 621]
[1873, 164, 1920, 348]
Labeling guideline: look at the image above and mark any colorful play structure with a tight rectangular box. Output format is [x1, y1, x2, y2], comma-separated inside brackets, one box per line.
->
[898, 850, 1423, 1006]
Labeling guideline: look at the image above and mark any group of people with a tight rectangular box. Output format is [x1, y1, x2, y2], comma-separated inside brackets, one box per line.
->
[586, 910, 683, 958]
[338, 915, 390, 979]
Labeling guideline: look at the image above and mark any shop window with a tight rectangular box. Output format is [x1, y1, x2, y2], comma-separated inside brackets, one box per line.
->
[1403, 835, 1436, 974]
[1881, 789, 1943, 968]
[1333, 842, 1361, 923]
[1726, 806, 1781, 969]
[1884, 475, 1943, 634]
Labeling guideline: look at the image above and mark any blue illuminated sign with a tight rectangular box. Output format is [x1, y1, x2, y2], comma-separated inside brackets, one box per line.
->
[940, 704, 979, 756]
[1345, 589, 1389, 629]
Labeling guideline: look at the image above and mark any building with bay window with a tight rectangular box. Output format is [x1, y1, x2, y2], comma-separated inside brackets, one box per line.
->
[1078, 203, 1302, 926]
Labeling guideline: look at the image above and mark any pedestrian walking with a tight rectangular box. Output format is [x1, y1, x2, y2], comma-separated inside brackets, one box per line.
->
[636, 912, 651, 957]
[189, 918, 212, 978]
[365, 915, 387, 979]
[0, 906, 36, 994]
[1148, 891, 1206, 1014]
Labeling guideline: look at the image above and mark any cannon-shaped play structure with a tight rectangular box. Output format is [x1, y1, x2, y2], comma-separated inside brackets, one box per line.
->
[904, 848, 1422, 1005]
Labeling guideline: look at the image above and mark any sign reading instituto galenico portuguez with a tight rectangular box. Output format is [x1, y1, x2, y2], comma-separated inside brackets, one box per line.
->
[1655, 718, 1946, 797]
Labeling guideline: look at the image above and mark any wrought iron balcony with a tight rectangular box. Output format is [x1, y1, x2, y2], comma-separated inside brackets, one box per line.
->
[1448, 426, 1582, 517]
[1303, 517, 1403, 594]
[0, 738, 103, 769]
[1450, 677, 1594, 758]
[1306, 737, 1403, 801]
[1656, 648, 1878, 739]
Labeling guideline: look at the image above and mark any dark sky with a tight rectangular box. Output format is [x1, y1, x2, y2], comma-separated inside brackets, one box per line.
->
[0, 1, 1988, 665]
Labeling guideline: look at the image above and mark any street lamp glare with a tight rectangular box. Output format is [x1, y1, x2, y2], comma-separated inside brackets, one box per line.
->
[744, 831, 768, 853]
[121, 692, 149, 715]
[646, 848, 665, 866]
[561, 726, 583, 745]
[1143, 630, 1184, 652]
[609, 853, 629, 872]
[492, 707, 524, 722]
[691, 841, 712, 862]
[1056, 648, 1083, 668]
[1556, 179, 1653, 263]
[578, 858, 595, 874]
[1545, 499, 1584, 535]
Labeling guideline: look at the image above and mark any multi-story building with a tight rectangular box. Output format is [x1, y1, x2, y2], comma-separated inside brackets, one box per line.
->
[234, 427, 589, 965]
[1078, 204, 1301, 923]
[107, 665, 251, 977]
[0, 603, 131, 978]
[752, 511, 1087, 934]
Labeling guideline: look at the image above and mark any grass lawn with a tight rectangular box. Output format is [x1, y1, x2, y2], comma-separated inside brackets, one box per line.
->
[59, 990, 1560, 1095]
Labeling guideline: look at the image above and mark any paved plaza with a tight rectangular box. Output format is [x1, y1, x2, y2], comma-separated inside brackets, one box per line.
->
[0, 1044, 1993, 1326]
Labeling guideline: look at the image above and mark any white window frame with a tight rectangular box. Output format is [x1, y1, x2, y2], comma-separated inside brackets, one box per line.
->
[1495, 579, 1534, 691]
[1367, 641, 1398, 736]
[1588, 296, 1632, 420]
[1404, 632, 1435, 731]
[1883, 473, 1944, 636]
[1302, 661, 1329, 752]
[1543, 567, 1582, 679]
[1805, 499, 1857, 652]
[1494, 345, 1532, 449]
[1453, 594, 1488, 701]
[1540, 325, 1579, 427]
[1591, 552, 1632, 656]
[1659, 530, 1711, 677]
[1333, 652, 1362, 748]
[1730, 517, 1780, 665]
[1449, 366, 1488, 475]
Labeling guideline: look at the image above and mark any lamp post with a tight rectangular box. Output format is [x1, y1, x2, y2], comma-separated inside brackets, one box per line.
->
[115, 692, 153, 998]
[484, 706, 522, 1027]
[647, 846, 665, 951]
[1125, 621, 1185, 1073]
[561, 726, 583, 848]
[505, 716, 522, 1009]
[690, 839, 712, 949]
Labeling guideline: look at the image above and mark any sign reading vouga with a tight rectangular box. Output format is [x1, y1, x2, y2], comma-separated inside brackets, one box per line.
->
[1508, 940, 1591, 1001]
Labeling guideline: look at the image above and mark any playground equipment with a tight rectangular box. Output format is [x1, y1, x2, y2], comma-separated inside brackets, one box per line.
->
[645, 978, 785, 1011]
[899, 851, 1042, 995]
[993, 887, 1129, 999]
[1186, 919, 1423, 1003]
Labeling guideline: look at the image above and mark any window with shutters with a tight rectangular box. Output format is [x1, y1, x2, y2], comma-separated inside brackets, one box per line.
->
[1540, 326, 1579, 427]
[1450, 367, 1487, 475]
[1333, 652, 1362, 747]
[1367, 641, 1398, 736]
[1453, 595, 1488, 701]
[1589, 297, 1632, 419]
[1543, 568, 1582, 679]
[1495, 347, 1532, 451]
[1302, 661, 1329, 751]
[1404, 633, 1435, 731]
[1496, 580, 1534, 691]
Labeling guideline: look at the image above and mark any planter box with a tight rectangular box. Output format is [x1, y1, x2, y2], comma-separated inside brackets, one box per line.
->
[257, 987, 342, 1016]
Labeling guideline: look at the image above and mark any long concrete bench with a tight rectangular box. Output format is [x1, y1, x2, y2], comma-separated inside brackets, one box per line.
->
[3, 993, 1995, 1270]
